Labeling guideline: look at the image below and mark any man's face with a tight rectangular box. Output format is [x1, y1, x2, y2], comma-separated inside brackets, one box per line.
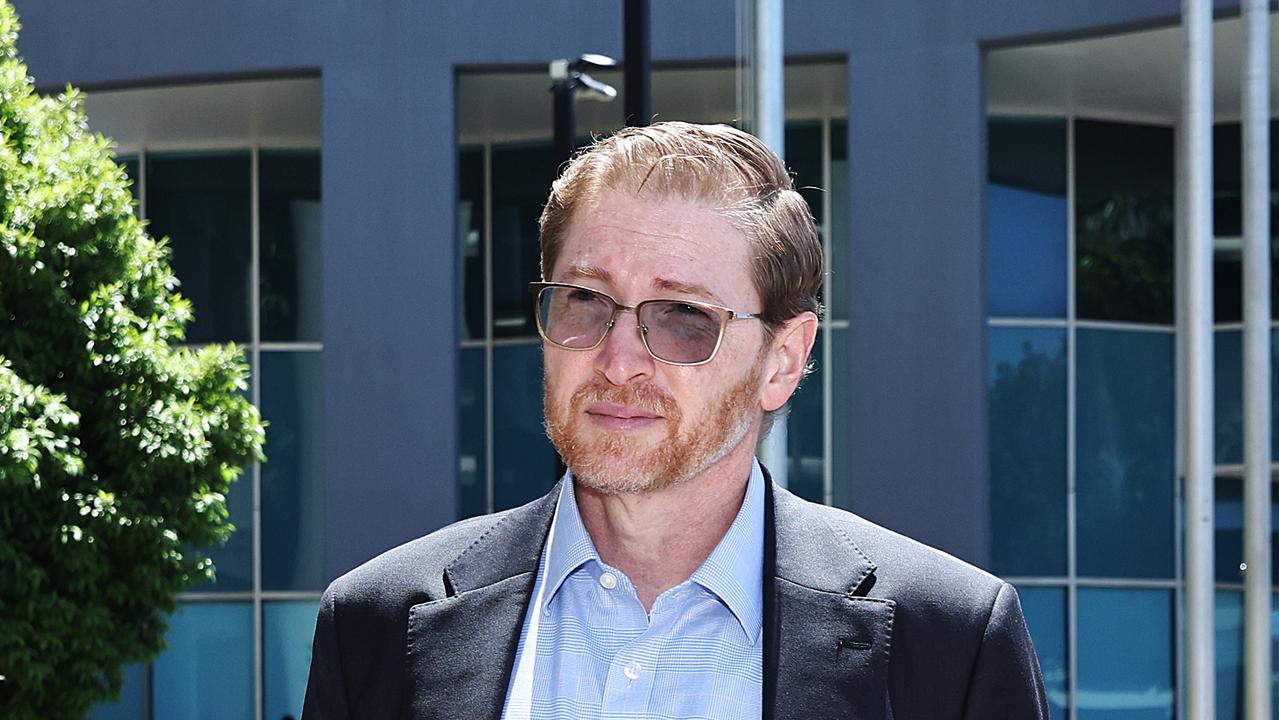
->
[542, 190, 768, 495]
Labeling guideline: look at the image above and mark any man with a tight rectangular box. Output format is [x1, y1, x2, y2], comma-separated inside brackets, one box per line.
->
[302, 122, 1048, 719]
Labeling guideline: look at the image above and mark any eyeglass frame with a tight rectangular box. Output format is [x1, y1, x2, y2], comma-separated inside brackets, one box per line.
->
[528, 281, 762, 367]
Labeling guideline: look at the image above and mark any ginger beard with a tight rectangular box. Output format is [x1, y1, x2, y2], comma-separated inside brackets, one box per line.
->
[544, 353, 766, 495]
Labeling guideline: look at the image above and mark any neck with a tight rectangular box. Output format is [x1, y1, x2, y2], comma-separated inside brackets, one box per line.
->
[573, 442, 757, 611]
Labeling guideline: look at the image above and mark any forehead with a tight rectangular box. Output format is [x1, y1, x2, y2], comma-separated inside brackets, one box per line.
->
[552, 191, 757, 306]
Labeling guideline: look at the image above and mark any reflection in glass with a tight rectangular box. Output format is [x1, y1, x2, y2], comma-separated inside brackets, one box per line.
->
[265, 600, 320, 720]
[1215, 329, 1279, 466]
[786, 332, 823, 503]
[1215, 590, 1242, 720]
[87, 663, 145, 720]
[493, 344, 558, 510]
[1214, 476, 1279, 585]
[459, 147, 485, 341]
[146, 153, 252, 343]
[987, 118, 1068, 318]
[492, 144, 558, 338]
[152, 602, 253, 720]
[988, 327, 1067, 576]
[261, 351, 325, 591]
[1076, 329, 1174, 578]
[1074, 120, 1175, 324]
[459, 347, 487, 517]
[1017, 587, 1068, 720]
[1076, 588, 1173, 720]
[260, 151, 322, 342]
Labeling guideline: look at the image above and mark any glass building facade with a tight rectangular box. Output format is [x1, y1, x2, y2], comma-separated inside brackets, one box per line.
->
[988, 116, 1279, 719]
[90, 150, 324, 720]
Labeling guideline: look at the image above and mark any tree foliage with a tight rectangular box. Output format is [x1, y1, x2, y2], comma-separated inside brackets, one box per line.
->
[0, 3, 265, 717]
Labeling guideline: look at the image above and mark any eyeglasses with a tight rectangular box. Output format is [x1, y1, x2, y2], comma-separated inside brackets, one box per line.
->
[529, 281, 761, 366]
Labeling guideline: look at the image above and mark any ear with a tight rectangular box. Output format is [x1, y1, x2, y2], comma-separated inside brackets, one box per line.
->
[759, 311, 820, 413]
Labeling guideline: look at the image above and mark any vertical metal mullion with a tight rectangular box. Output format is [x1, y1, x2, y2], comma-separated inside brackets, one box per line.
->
[249, 146, 264, 720]
[483, 142, 496, 515]
[821, 116, 834, 507]
[1065, 116, 1080, 720]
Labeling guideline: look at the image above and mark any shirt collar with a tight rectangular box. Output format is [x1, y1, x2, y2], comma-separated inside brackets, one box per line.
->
[540, 459, 766, 645]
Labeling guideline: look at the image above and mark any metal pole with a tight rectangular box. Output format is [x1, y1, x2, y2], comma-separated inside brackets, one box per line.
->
[1181, 0, 1215, 715]
[1242, 1, 1272, 717]
[623, 0, 650, 126]
[752, 0, 788, 487]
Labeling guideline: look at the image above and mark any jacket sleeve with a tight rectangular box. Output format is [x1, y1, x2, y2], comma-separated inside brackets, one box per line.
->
[302, 584, 352, 720]
[961, 582, 1050, 720]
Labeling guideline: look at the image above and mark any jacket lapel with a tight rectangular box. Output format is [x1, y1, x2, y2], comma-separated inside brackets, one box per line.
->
[405, 487, 559, 720]
[766, 482, 895, 720]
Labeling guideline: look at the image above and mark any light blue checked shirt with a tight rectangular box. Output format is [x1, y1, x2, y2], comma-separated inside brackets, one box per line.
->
[500, 460, 765, 720]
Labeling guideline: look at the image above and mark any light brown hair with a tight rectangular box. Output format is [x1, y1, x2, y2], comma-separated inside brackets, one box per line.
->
[538, 121, 824, 331]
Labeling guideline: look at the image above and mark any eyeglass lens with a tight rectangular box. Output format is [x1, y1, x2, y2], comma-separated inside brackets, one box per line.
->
[538, 286, 723, 364]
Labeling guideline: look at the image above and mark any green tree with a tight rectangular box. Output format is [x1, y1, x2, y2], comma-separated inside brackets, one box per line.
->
[0, 3, 265, 717]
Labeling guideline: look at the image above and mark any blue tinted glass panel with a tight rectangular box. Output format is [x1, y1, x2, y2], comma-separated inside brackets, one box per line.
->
[491, 144, 557, 338]
[1017, 587, 1067, 720]
[988, 327, 1067, 576]
[261, 351, 325, 591]
[459, 147, 484, 341]
[1217, 330, 1243, 464]
[1216, 590, 1243, 720]
[260, 151, 322, 342]
[1077, 588, 1174, 720]
[830, 327, 852, 510]
[152, 602, 253, 720]
[265, 600, 320, 720]
[987, 185, 1068, 318]
[459, 346, 487, 518]
[146, 152, 251, 343]
[493, 344, 558, 510]
[987, 118, 1067, 319]
[1076, 329, 1175, 578]
[829, 121, 849, 320]
[786, 331, 824, 503]
[87, 662, 144, 720]
[191, 356, 252, 591]
[1214, 476, 1279, 585]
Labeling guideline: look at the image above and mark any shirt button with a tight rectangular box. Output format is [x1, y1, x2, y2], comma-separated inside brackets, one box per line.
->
[623, 661, 642, 680]
[599, 572, 618, 590]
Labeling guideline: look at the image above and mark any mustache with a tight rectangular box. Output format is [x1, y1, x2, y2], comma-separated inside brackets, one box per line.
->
[569, 377, 679, 417]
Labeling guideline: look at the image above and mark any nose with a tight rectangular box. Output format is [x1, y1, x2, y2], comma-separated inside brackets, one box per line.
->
[594, 309, 655, 386]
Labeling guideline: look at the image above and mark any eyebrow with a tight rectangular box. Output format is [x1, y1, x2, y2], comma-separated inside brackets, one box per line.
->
[561, 263, 723, 304]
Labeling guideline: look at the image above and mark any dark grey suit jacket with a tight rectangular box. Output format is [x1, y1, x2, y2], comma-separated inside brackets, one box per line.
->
[302, 478, 1049, 719]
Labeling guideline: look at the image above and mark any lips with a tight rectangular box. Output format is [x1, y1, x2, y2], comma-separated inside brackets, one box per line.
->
[584, 402, 662, 420]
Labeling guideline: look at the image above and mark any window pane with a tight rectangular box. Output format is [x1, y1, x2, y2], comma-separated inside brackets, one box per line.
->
[260, 151, 322, 342]
[87, 663, 145, 720]
[459, 346, 487, 517]
[1076, 329, 1174, 578]
[987, 118, 1068, 318]
[261, 351, 325, 591]
[786, 331, 823, 503]
[1076, 588, 1174, 720]
[264, 600, 320, 720]
[829, 121, 849, 321]
[988, 326, 1067, 576]
[493, 344, 558, 510]
[491, 144, 557, 339]
[146, 152, 252, 343]
[1017, 587, 1068, 720]
[1074, 120, 1175, 324]
[1216, 590, 1243, 720]
[152, 602, 254, 720]
[1208, 122, 1279, 323]
[459, 146, 485, 341]
[1217, 330, 1244, 465]
[787, 122, 824, 241]
[830, 327, 851, 510]
[1214, 476, 1279, 585]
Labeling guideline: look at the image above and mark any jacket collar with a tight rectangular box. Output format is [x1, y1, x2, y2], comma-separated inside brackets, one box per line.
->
[406, 470, 894, 720]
